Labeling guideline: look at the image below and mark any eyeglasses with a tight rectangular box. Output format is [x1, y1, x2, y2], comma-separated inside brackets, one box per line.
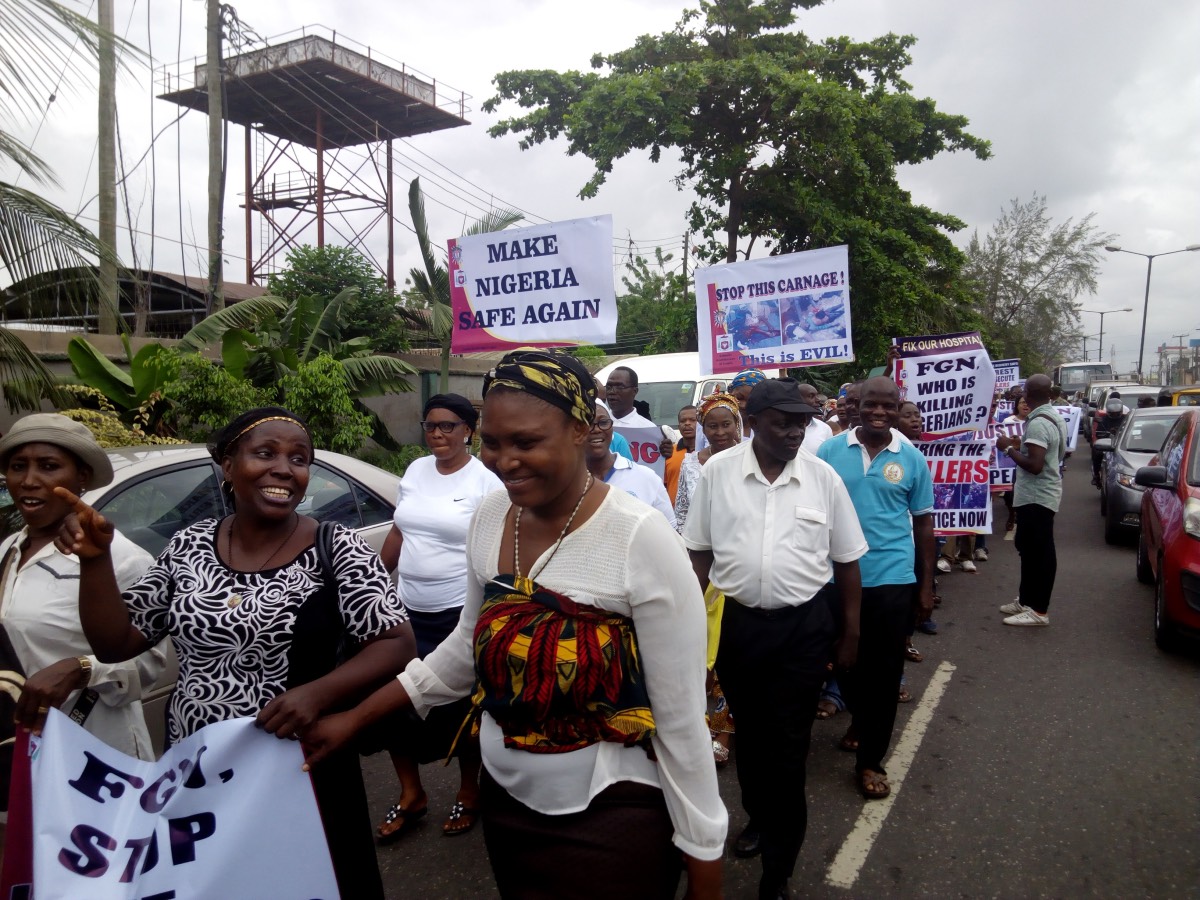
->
[591, 418, 614, 432]
[420, 420, 465, 434]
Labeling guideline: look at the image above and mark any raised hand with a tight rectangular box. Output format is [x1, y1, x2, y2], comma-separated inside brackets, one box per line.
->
[52, 487, 114, 559]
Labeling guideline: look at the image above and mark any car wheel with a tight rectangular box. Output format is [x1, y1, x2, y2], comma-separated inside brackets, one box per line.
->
[1103, 508, 1123, 545]
[1136, 533, 1154, 585]
[1154, 562, 1182, 652]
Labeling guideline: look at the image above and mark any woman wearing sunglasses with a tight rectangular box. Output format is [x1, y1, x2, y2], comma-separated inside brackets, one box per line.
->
[375, 394, 502, 842]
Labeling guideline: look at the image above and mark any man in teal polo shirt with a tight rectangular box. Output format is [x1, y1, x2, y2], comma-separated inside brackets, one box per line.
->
[817, 376, 935, 800]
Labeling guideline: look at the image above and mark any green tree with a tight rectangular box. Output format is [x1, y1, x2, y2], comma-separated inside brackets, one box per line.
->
[277, 354, 373, 454]
[615, 248, 697, 354]
[164, 354, 272, 442]
[400, 178, 522, 392]
[1, 1, 131, 410]
[267, 245, 408, 352]
[482, 0, 991, 372]
[962, 195, 1114, 374]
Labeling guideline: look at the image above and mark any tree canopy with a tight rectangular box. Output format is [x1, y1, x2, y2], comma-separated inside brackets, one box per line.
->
[962, 195, 1114, 374]
[613, 248, 696, 354]
[483, 0, 992, 371]
[267, 245, 408, 352]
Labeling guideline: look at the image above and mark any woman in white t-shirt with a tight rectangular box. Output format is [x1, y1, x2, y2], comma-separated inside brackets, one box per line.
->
[376, 394, 502, 842]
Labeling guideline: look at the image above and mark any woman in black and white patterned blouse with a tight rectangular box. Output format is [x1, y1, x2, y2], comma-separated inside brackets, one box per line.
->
[58, 407, 415, 900]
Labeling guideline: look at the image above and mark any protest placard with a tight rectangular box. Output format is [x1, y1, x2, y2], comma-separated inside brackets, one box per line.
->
[613, 424, 666, 478]
[892, 332, 996, 437]
[20, 711, 338, 900]
[694, 245, 852, 376]
[915, 440, 993, 535]
[448, 215, 616, 352]
[993, 359, 1021, 393]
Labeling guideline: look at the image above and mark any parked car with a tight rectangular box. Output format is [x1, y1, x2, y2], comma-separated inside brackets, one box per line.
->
[1135, 410, 1200, 650]
[1095, 406, 1188, 543]
[1083, 381, 1141, 441]
[78, 445, 401, 752]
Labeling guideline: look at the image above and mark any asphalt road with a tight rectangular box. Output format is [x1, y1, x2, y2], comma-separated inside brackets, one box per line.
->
[363, 460, 1200, 898]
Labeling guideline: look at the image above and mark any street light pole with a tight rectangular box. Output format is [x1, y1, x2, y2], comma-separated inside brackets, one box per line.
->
[1105, 244, 1200, 379]
[1081, 307, 1133, 363]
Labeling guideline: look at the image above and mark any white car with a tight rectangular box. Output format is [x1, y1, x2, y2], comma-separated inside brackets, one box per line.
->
[79, 445, 400, 753]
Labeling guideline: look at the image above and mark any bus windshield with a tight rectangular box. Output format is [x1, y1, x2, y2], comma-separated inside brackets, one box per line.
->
[1054, 362, 1114, 395]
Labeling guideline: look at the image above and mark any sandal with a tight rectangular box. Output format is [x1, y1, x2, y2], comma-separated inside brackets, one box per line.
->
[898, 687, 913, 703]
[838, 729, 859, 753]
[858, 769, 891, 800]
[815, 699, 840, 720]
[905, 643, 923, 663]
[376, 802, 427, 844]
[442, 800, 479, 837]
[712, 739, 730, 767]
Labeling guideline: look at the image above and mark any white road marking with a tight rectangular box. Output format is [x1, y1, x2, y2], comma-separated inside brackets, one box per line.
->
[824, 659, 957, 890]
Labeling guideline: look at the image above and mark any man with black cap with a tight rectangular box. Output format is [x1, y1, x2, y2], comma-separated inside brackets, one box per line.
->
[683, 378, 866, 900]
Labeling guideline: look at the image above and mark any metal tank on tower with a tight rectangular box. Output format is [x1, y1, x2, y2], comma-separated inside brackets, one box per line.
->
[159, 25, 469, 290]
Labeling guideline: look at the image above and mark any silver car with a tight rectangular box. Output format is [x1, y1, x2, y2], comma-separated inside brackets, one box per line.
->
[1096, 408, 1187, 544]
[79, 445, 400, 753]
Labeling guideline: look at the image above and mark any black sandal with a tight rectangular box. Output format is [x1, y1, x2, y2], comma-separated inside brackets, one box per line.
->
[376, 803, 427, 844]
[442, 800, 479, 837]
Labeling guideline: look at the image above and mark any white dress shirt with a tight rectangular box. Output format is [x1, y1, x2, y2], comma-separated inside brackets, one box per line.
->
[681, 441, 867, 608]
[604, 455, 676, 528]
[399, 488, 728, 861]
[804, 417, 834, 453]
[0, 529, 167, 759]
[611, 408, 659, 430]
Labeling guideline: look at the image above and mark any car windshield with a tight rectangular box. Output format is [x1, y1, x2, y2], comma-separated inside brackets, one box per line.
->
[635, 380, 697, 426]
[1120, 414, 1182, 453]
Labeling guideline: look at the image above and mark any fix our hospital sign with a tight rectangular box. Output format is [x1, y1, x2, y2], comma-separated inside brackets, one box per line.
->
[448, 215, 617, 352]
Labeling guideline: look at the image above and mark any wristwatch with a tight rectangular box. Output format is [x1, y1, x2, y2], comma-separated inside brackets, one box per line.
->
[77, 655, 93, 686]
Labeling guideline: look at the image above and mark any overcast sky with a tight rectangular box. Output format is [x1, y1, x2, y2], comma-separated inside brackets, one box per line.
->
[8, 0, 1199, 376]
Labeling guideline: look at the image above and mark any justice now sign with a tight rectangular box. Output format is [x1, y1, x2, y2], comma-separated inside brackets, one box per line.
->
[23, 710, 338, 899]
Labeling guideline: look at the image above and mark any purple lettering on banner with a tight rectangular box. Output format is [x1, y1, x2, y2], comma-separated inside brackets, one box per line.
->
[168, 813, 217, 865]
[58, 824, 117, 877]
[68, 751, 145, 803]
[141, 770, 178, 813]
[120, 832, 159, 882]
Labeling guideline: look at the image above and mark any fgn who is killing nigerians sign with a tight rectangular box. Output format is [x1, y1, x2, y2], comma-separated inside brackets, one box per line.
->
[892, 332, 997, 437]
[448, 215, 616, 352]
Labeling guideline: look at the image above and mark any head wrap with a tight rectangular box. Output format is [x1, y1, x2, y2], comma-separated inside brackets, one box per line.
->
[730, 369, 767, 390]
[424, 393, 479, 430]
[483, 350, 597, 426]
[699, 392, 743, 441]
[208, 407, 313, 462]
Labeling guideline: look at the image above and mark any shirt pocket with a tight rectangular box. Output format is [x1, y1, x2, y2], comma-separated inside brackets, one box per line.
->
[793, 505, 829, 552]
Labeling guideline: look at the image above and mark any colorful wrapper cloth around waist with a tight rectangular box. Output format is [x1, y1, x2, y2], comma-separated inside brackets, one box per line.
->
[453, 574, 657, 756]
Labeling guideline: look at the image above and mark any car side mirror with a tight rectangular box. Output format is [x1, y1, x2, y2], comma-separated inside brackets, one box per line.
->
[1093, 438, 1114, 452]
[1134, 466, 1172, 489]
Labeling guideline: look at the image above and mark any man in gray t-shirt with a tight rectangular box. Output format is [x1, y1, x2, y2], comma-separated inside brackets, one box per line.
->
[995, 374, 1067, 626]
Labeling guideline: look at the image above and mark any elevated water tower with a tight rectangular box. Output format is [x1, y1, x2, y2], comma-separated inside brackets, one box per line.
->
[159, 26, 470, 288]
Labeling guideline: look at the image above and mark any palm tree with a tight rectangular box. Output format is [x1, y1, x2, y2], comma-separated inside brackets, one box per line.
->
[401, 178, 522, 392]
[1, 1, 128, 411]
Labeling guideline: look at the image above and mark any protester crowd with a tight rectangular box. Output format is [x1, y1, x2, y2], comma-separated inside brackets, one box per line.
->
[0, 347, 1068, 900]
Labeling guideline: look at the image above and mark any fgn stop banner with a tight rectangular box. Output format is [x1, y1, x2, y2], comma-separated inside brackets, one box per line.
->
[10, 710, 339, 899]
[613, 424, 667, 478]
[448, 215, 616, 352]
[892, 332, 997, 437]
[915, 440, 993, 535]
[694, 245, 853, 376]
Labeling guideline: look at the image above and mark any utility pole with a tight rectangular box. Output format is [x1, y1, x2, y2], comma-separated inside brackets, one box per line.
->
[97, 0, 119, 333]
[682, 232, 689, 284]
[206, 0, 225, 314]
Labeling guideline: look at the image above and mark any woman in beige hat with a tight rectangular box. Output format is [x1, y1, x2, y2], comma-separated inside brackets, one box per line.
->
[0, 413, 166, 760]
